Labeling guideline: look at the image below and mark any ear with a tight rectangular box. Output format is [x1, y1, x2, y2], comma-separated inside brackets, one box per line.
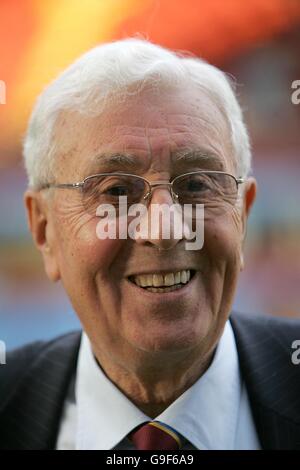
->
[241, 177, 257, 233]
[240, 177, 257, 270]
[24, 189, 61, 282]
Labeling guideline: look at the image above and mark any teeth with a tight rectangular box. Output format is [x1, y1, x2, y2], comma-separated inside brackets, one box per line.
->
[164, 273, 174, 286]
[133, 270, 192, 288]
[146, 285, 183, 293]
[180, 270, 187, 284]
[140, 276, 148, 287]
[153, 274, 164, 287]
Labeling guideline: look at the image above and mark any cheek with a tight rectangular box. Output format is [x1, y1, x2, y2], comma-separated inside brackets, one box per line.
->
[203, 209, 243, 266]
[201, 212, 243, 317]
[54, 212, 124, 280]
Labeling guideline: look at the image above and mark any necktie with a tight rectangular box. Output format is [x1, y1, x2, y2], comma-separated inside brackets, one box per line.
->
[129, 421, 182, 450]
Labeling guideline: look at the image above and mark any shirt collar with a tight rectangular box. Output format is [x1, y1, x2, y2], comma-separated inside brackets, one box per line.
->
[156, 321, 242, 449]
[75, 321, 241, 450]
[75, 333, 148, 450]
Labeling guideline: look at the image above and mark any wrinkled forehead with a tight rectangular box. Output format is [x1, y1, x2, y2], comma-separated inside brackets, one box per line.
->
[53, 86, 234, 180]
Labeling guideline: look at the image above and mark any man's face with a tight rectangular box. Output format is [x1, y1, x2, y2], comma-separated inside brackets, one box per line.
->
[28, 86, 256, 366]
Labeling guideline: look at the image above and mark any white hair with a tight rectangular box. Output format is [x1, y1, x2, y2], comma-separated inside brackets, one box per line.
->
[23, 38, 252, 188]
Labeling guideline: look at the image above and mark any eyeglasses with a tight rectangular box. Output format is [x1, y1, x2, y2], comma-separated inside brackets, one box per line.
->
[40, 171, 245, 215]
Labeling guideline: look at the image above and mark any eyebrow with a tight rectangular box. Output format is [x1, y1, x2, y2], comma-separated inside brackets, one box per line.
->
[88, 153, 143, 172]
[172, 149, 225, 170]
[87, 149, 225, 173]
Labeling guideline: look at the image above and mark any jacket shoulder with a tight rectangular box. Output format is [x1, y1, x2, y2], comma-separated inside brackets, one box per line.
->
[0, 331, 81, 412]
[230, 310, 300, 448]
[230, 310, 300, 350]
[0, 339, 43, 404]
[0, 330, 81, 449]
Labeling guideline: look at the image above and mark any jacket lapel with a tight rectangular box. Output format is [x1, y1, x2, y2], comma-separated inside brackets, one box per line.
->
[230, 312, 300, 449]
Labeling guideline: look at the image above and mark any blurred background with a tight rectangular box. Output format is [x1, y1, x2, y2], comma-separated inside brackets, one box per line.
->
[0, 0, 299, 349]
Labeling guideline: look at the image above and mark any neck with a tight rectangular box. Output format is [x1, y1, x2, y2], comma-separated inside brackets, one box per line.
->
[92, 344, 216, 418]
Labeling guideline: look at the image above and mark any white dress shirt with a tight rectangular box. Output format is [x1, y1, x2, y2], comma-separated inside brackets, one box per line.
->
[56, 321, 261, 450]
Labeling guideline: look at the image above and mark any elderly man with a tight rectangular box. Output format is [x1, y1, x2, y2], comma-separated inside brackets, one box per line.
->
[1, 39, 300, 450]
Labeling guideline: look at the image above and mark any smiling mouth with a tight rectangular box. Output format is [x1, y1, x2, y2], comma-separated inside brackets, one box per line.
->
[128, 269, 196, 293]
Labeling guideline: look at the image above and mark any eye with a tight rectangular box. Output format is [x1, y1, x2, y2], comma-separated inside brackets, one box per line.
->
[82, 174, 147, 210]
[104, 184, 130, 196]
[186, 177, 210, 192]
[97, 176, 133, 198]
[178, 174, 212, 194]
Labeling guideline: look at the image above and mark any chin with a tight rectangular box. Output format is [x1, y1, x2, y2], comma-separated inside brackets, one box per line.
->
[128, 322, 207, 355]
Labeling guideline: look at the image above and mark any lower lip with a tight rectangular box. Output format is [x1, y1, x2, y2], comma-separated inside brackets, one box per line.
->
[126, 271, 198, 300]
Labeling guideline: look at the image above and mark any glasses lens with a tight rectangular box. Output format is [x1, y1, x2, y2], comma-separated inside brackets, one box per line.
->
[82, 174, 147, 215]
[173, 172, 238, 205]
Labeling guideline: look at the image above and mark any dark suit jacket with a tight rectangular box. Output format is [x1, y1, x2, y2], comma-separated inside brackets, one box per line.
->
[1, 311, 300, 450]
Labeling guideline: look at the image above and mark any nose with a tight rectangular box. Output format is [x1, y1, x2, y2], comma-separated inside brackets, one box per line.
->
[135, 186, 190, 251]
